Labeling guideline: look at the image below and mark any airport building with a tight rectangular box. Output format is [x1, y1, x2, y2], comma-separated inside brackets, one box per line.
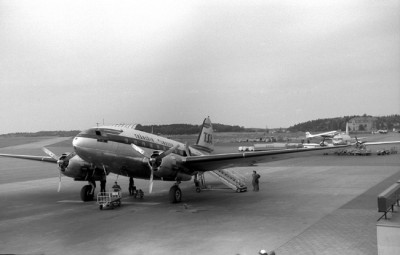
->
[348, 116, 377, 132]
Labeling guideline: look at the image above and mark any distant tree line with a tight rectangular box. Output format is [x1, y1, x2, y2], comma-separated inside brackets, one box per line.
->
[375, 115, 400, 130]
[136, 123, 246, 135]
[288, 114, 400, 132]
[3, 114, 398, 136]
[1, 124, 248, 137]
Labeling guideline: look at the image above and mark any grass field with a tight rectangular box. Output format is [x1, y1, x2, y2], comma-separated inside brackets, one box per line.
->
[0, 137, 57, 148]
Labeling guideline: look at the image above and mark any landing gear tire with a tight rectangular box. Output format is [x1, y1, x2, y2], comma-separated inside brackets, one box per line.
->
[80, 185, 94, 202]
[196, 187, 201, 193]
[169, 185, 182, 203]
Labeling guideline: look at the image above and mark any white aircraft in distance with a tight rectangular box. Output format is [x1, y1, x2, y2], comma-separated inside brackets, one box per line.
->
[372, 130, 388, 134]
[0, 117, 393, 204]
[305, 130, 339, 140]
[305, 130, 340, 147]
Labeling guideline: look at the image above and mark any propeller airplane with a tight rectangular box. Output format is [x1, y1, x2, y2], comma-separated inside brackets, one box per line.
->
[3, 117, 395, 204]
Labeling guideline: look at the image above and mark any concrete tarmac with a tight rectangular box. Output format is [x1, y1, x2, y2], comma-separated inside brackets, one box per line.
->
[1, 136, 400, 255]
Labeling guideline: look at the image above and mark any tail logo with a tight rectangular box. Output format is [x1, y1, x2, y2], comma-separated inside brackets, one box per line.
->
[203, 132, 212, 144]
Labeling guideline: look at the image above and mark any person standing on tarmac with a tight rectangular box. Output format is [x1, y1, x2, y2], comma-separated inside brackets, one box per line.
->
[100, 175, 106, 194]
[128, 177, 136, 196]
[252, 171, 260, 191]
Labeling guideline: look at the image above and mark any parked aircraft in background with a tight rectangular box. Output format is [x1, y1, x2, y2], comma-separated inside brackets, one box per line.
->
[305, 123, 400, 148]
[305, 130, 340, 146]
[372, 130, 388, 134]
[305, 130, 339, 139]
[329, 124, 397, 147]
[0, 117, 354, 204]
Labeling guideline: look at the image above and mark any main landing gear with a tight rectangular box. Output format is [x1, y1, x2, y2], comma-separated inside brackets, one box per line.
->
[80, 180, 96, 202]
[169, 182, 182, 203]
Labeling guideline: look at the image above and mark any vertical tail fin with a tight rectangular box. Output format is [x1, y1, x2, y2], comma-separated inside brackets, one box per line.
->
[191, 117, 214, 153]
[345, 122, 349, 135]
[305, 132, 312, 138]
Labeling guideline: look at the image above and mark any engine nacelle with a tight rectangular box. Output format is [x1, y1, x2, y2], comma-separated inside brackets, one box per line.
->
[62, 155, 94, 180]
[154, 155, 191, 181]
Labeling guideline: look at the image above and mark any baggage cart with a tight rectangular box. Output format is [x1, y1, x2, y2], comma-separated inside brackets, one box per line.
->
[97, 191, 122, 210]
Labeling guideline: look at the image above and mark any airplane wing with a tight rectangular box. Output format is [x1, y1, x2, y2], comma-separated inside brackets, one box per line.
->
[362, 141, 400, 146]
[0, 153, 57, 163]
[306, 131, 338, 139]
[182, 144, 350, 172]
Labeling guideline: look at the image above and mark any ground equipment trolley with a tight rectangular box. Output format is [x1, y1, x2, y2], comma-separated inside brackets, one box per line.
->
[97, 191, 122, 210]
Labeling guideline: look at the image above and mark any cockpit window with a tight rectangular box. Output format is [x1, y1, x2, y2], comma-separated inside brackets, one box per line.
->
[78, 128, 95, 135]
[76, 128, 101, 137]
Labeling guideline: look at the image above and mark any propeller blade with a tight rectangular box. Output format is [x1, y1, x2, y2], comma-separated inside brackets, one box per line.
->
[131, 144, 151, 158]
[42, 147, 59, 160]
[157, 144, 179, 160]
[149, 169, 154, 194]
[57, 170, 62, 192]
[184, 142, 191, 156]
[63, 152, 76, 161]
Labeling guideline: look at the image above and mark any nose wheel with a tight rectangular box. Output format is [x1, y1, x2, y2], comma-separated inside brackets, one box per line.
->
[169, 185, 182, 203]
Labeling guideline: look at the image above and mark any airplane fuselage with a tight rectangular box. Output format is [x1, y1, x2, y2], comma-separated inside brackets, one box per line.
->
[306, 130, 339, 139]
[331, 133, 352, 145]
[72, 125, 201, 181]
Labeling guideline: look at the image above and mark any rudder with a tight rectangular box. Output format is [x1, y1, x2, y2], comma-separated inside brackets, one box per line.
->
[191, 117, 214, 153]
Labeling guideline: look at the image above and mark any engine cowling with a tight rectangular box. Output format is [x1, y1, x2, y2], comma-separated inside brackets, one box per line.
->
[154, 155, 191, 181]
[62, 155, 97, 180]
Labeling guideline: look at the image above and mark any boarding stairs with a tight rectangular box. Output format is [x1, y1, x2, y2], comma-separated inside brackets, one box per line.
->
[199, 169, 247, 192]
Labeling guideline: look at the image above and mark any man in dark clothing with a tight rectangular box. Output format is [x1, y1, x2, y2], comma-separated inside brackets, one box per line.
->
[100, 175, 106, 194]
[112, 181, 121, 192]
[128, 177, 136, 196]
[252, 171, 260, 191]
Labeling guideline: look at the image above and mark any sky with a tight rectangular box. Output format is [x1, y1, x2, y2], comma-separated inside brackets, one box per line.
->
[1, 0, 399, 134]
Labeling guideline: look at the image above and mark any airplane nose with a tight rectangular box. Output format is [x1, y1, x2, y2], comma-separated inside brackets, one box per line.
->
[73, 136, 82, 149]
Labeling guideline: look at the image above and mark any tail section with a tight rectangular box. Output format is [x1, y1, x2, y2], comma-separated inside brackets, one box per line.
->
[345, 122, 349, 135]
[305, 132, 312, 138]
[191, 117, 214, 153]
